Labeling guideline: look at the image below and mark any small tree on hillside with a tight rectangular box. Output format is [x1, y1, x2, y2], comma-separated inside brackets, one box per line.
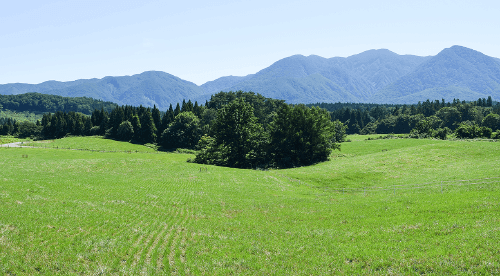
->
[269, 104, 340, 167]
[161, 112, 202, 149]
[195, 98, 265, 168]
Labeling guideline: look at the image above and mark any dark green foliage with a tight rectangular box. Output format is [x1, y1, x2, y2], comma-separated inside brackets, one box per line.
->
[39, 111, 92, 139]
[0, 92, 116, 115]
[455, 122, 492, 139]
[152, 105, 162, 137]
[492, 130, 500, 139]
[117, 121, 134, 141]
[16, 121, 42, 138]
[161, 105, 175, 134]
[0, 118, 15, 135]
[206, 91, 284, 126]
[269, 104, 342, 167]
[196, 98, 266, 168]
[174, 103, 181, 117]
[327, 97, 498, 140]
[138, 109, 157, 143]
[108, 107, 125, 137]
[409, 119, 434, 139]
[482, 113, 500, 131]
[196, 98, 344, 169]
[433, 127, 451, 140]
[130, 115, 142, 141]
[435, 107, 462, 130]
[161, 112, 201, 150]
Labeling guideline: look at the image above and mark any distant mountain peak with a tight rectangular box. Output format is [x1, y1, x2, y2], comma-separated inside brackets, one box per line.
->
[1, 46, 499, 106]
[351, 48, 398, 57]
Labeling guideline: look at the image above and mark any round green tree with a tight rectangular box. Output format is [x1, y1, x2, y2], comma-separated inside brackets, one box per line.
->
[161, 112, 202, 150]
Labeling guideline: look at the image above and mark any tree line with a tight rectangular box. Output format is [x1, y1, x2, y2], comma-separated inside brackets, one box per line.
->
[0, 92, 117, 115]
[325, 97, 500, 139]
[0, 91, 346, 169]
[2, 92, 499, 167]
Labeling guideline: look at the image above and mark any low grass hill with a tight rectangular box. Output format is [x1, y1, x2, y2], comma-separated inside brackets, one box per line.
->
[1, 135, 499, 274]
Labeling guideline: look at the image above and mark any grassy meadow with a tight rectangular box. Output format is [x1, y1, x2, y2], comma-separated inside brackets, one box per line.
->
[25, 136, 158, 153]
[0, 136, 31, 145]
[0, 109, 43, 123]
[0, 136, 499, 275]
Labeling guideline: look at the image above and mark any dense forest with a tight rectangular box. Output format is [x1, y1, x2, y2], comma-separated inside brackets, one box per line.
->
[311, 97, 500, 138]
[1, 91, 499, 168]
[0, 93, 117, 115]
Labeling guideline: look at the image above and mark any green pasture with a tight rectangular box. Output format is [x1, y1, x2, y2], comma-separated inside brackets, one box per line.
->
[284, 137, 500, 189]
[26, 136, 158, 153]
[0, 136, 31, 145]
[0, 109, 43, 123]
[0, 136, 499, 275]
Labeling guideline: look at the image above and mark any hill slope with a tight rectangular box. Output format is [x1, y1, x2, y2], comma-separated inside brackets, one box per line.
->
[371, 46, 500, 103]
[212, 51, 429, 103]
[0, 71, 206, 110]
[1, 46, 500, 106]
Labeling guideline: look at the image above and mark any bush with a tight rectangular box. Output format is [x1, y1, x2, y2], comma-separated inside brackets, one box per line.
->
[455, 122, 492, 139]
[432, 127, 451, 140]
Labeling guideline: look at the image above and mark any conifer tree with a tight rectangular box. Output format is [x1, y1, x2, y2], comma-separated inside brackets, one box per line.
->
[174, 103, 181, 117]
[152, 105, 162, 136]
[139, 109, 157, 143]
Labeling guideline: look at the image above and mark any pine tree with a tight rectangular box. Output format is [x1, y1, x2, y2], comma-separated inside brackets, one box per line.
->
[139, 109, 157, 143]
[487, 96, 493, 107]
[152, 105, 162, 137]
[131, 115, 142, 141]
[174, 103, 181, 117]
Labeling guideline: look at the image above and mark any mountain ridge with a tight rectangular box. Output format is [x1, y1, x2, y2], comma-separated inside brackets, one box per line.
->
[1, 45, 499, 108]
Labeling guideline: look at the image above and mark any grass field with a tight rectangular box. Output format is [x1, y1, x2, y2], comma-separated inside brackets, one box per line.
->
[0, 109, 43, 123]
[26, 136, 158, 153]
[1, 136, 499, 275]
[0, 136, 31, 145]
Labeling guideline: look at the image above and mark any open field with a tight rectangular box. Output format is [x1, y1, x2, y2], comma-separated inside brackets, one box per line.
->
[26, 136, 158, 153]
[0, 136, 31, 145]
[0, 110, 44, 123]
[1, 136, 499, 275]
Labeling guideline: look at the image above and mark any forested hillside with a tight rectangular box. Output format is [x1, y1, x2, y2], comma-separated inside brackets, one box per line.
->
[2, 46, 499, 106]
[0, 93, 117, 115]
[0, 72, 206, 110]
[373, 46, 500, 103]
[326, 96, 500, 139]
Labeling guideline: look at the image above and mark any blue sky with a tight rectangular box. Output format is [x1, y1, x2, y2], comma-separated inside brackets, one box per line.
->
[1, 0, 499, 85]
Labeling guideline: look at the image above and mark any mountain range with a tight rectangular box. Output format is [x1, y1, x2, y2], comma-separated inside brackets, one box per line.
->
[1, 45, 499, 110]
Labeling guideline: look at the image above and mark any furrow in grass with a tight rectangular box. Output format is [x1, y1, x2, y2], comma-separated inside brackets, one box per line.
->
[161, 207, 192, 275]
[156, 209, 181, 272]
[172, 207, 194, 275]
[136, 220, 165, 274]
[130, 220, 161, 271]
[178, 213, 191, 275]
[148, 222, 169, 272]
[167, 228, 183, 275]
[124, 220, 150, 267]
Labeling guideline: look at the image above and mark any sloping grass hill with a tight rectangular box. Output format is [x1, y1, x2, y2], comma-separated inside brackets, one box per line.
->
[0, 136, 499, 275]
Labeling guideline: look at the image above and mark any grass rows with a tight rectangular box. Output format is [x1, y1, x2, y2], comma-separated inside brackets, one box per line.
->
[0, 136, 499, 274]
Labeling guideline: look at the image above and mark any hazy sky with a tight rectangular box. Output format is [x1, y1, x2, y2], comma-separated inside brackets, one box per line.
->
[1, 0, 499, 85]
